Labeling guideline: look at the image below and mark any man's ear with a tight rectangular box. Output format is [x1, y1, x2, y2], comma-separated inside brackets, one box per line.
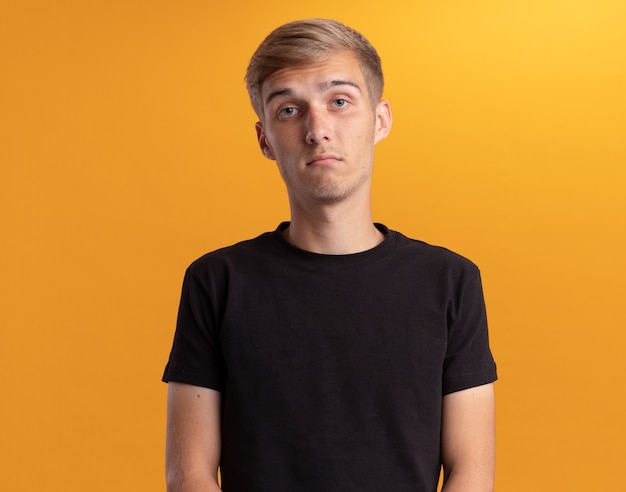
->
[373, 100, 392, 144]
[255, 122, 275, 160]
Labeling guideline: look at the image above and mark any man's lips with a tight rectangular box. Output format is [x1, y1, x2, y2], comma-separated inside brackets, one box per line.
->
[307, 154, 341, 166]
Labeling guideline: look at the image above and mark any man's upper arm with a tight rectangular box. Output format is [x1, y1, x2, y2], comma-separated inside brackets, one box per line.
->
[165, 382, 222, 492]
[440, 383, 496, 492]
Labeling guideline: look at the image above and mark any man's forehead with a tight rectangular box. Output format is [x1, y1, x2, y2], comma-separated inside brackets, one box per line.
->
[261, 52, 365, 102]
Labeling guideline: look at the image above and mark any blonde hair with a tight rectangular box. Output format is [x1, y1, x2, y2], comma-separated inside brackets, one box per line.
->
[245, 19, 384, 118]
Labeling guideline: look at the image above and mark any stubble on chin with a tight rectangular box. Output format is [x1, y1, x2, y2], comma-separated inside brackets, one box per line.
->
[303, 167, 371, 204]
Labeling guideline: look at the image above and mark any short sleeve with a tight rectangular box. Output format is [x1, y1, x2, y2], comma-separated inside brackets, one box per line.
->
[442, 268, 497, 395]
[162, 266, 226, 391]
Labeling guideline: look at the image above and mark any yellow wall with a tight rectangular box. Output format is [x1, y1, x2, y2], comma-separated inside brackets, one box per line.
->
[2, 1, 624, 490]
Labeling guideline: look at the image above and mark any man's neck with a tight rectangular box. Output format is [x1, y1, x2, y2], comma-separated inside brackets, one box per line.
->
[283, 199, 384, 255]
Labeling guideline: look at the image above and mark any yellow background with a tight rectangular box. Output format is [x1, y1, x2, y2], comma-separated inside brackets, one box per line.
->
[2, 1, 624, 490]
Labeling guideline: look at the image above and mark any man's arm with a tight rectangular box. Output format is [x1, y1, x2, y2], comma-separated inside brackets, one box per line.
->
[440, 383, 495, 492]
[165, 382, 222, 492]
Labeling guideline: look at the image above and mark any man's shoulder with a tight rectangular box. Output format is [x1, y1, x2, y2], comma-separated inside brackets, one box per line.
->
[185, 228, 279, 274]
[389, 228, 480, 275]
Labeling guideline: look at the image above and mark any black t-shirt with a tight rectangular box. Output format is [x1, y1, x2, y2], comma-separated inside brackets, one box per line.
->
[163, 223, 497, 492]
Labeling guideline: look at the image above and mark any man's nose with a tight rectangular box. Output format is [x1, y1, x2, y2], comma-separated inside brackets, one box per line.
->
[305, 107, 330, 144]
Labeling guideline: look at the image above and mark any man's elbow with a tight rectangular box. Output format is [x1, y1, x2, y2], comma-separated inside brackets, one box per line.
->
[441, 468, 495, 492]
[165, 466, 185, 492]
[165, 466, 221, 492]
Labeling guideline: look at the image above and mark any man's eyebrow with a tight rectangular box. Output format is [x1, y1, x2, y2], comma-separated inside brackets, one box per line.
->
[320, 79, 362, 92]
[264, 79, 362, 106]
[265, 88, 293, 106]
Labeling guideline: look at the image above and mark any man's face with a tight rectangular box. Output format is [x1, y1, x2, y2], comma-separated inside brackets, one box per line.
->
[256, 51, 391, 206]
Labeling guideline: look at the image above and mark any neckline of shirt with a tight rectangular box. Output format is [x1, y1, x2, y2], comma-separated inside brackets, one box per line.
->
[271, 221, 397, 266]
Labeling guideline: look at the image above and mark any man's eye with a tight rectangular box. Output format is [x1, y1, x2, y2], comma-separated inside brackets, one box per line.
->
[278, 107, 298, 117]
[333, 99, 348, 108]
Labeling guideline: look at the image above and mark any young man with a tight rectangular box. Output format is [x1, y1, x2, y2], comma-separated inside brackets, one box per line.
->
[163, 19, 497, 492]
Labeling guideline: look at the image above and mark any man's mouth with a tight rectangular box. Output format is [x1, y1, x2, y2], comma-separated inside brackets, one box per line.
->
[308, 154, 341, 166]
